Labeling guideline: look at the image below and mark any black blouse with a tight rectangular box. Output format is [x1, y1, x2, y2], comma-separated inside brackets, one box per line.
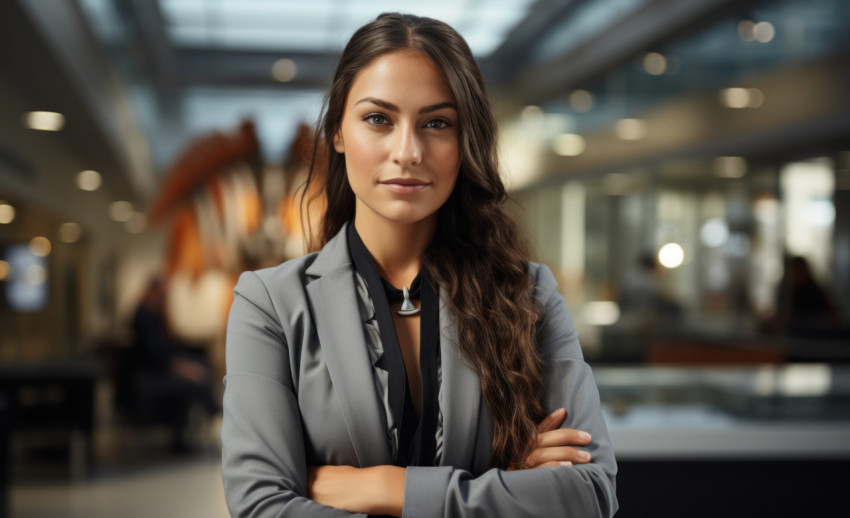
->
[346, 223, 439, 466]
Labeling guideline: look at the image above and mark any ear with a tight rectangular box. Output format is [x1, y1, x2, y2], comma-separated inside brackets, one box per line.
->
[333, 130, 344, 154]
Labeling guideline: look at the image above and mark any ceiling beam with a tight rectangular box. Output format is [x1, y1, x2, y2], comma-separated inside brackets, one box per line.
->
[17, 0, 155, 200]
[506, 0, 751, 105]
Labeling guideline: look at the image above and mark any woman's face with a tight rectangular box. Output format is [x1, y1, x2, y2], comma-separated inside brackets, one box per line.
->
[334, 50, 460, 227]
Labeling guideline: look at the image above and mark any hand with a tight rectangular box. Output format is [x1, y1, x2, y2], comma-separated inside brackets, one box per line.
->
[512, 408, 592, 470]
[308, 465, 405, 517]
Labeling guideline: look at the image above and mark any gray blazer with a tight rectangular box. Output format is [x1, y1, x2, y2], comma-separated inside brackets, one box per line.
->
[221, 223, 618, 517]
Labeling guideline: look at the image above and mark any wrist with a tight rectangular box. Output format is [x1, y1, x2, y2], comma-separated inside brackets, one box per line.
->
[368, 465, 406, 517]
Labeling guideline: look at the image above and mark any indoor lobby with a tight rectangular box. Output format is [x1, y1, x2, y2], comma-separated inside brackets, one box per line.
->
[2, 0, 849, 517]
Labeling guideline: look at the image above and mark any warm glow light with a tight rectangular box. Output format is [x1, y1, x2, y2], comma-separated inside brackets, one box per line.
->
[272, 58, 297, 82]
[615, 119, 647, 140]
[714, 156, 747, 178]
[719, 87, 764, 109]
[569, 90, 594, 112]
[719, 87, 750, 108]
[754, 21, 775, 43]
[59, 222, 82, 243]
[553, 134, 586, 156]
[77, 170, 102, 191]
[22, 111, 65, 131]
[0, 260, 9, 281]
[738, 20, 756, 41]
[658, 243, 684, 269]
[29, 236, 51, 257]
[109, 201, 134, 222]
[778, 364, 831, 396]
[521, 105, 545, 126]
[643, 52, 667, 75]
[0, 201, 15, 224]
[125, 212, 147, 234]
[582, 301, 621, 326]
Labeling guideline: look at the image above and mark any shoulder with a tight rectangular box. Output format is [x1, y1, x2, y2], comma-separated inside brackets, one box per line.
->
[233, 252, 320, 311]
[529, 262, 560, 305]
[529, 262, 579, 348]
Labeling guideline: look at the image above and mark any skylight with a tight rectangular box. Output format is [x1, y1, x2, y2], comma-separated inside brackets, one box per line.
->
[158, 0, 536, 57]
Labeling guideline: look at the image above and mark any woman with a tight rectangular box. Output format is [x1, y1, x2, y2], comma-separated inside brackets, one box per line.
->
[221, 13, 617, 517]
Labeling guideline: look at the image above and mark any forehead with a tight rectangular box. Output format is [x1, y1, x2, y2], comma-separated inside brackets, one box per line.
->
[346, 50, 454, 106]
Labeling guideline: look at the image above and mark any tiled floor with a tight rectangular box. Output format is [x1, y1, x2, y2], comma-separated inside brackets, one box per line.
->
[9, 416, 229, 518]
[11, 456, 229, 518]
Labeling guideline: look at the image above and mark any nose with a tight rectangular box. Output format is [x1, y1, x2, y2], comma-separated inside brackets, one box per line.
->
[390, 124, 422, 167]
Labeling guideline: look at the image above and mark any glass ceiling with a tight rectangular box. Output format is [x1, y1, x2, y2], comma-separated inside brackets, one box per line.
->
[529, 0, 850, 137]
[158, 0, 536, 57]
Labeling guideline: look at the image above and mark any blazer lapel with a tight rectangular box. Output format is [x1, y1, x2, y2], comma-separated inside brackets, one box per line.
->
[305, 224, 393, 467]
[439, 289, 492, 473]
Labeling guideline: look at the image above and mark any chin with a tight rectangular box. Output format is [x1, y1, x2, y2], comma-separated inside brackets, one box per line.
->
[378, 206, 440, 226]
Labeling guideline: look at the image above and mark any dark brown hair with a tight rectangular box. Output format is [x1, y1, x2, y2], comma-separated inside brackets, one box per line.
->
[302, 12, 544, 470]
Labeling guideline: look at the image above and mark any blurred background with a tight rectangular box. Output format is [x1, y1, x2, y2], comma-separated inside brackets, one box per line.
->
[1, 0, 849, 516]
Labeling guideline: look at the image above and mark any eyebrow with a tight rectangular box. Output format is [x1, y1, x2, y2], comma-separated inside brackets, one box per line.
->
[354, 97, 457, 114]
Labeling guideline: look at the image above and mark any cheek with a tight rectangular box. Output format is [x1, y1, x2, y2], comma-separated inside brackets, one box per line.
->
[434, 142, 461, 184]
[342, 128, 381, 175]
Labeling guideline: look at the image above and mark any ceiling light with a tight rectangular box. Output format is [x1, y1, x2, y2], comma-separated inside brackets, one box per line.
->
[109, 201, 134, 222]
[521, 105, 545, 126]
[719, 87, 751, 109]
[59, 222, 82, 243]
[615, 119, 647, 140]
[0, 201, 15, 224]
[642, 52, 667, 75]
[553, 134, 585, 156]
[22, 111, 65, 131]
[658, 243, 684, 269]
[754, 21, 775, 43]
[272, 58, 297, 82]
[738, 20, 756, 42]
[29, 236, 52, 257]
[77, 170, 102, 191]
[569, 90, 594, 113]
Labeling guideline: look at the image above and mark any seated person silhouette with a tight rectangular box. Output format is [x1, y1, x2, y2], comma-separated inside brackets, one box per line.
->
[129, 276, 219, 451]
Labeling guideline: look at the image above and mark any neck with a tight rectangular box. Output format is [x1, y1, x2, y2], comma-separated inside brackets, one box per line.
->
[353, 209, 437, 289]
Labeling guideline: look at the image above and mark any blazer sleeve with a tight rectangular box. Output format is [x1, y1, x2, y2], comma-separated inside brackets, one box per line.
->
[221, 271, 364, 518]
[402, 264, 618, 518]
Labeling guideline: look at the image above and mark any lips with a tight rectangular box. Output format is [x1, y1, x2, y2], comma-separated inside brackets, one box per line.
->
[379, 177, 430, 194]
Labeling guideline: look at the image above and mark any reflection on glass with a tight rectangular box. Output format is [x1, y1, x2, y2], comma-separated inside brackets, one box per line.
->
[4, 245, 49, 311]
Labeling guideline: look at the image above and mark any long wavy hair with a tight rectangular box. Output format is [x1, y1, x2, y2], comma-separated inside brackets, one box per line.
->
[302, 12, 545, 470]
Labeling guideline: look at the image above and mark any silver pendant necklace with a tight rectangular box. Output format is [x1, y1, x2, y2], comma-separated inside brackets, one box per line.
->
[397, 286, 420, 316]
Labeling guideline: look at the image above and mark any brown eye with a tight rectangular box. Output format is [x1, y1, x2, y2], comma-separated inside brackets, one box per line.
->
[364, 114, 390, 126]
[425, 118, 451, 129]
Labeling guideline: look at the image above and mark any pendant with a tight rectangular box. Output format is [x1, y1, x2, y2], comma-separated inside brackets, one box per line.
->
[397, 286, 420, 316]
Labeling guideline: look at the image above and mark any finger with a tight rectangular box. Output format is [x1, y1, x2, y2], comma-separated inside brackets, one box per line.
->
[537, 408, 567, 433]
[538, 428, 592, 448]
[526, 446, 591, 467]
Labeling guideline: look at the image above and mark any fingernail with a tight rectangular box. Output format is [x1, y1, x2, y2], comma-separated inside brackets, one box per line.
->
[551, 408, 566, 417]
[578, 451, 591, 461]
[559, 461, 573, 467]
[578, 431, 591, 441]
